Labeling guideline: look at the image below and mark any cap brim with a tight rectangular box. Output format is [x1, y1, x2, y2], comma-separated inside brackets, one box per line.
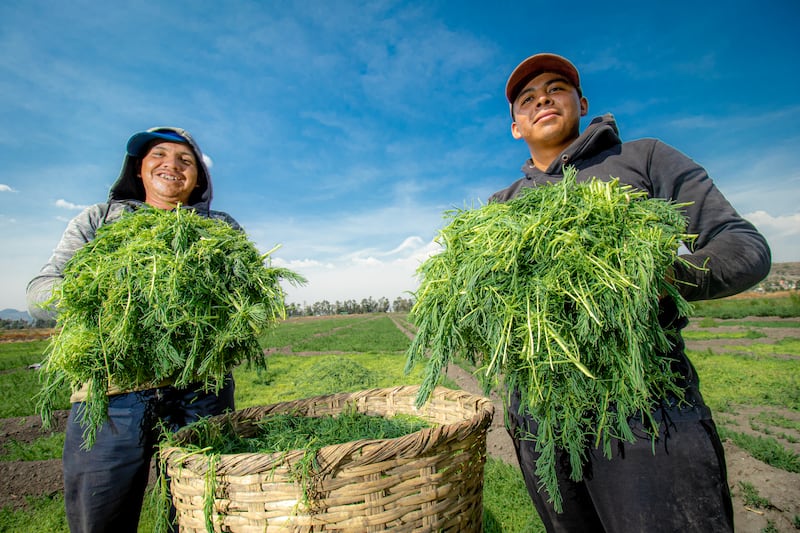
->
[126, 130, 189, 157]
[505, 53, 580, 104]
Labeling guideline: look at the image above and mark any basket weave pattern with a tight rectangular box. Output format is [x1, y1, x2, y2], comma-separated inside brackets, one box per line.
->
[161, 385, 494, 532]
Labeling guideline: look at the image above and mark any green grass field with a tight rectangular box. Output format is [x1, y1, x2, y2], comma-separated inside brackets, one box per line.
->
[2, 292, 799, 532]
[0, 314, 544, 532]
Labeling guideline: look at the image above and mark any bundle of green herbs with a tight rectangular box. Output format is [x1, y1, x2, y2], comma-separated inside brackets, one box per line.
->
[154, 409, 431, 532]
[37, 206, 306, 448]
[405, 167, 696, 510]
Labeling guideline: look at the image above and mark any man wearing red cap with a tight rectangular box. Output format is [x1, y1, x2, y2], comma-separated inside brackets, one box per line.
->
[493, 54, 771, 532]
[28, 127, 239, 533]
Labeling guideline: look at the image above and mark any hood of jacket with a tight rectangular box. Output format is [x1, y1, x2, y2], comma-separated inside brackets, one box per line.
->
[522, 113, 622, 176]
[107, 126, 213, 211]
[522, 113, 622, 178]
[490, 113, 623, 203]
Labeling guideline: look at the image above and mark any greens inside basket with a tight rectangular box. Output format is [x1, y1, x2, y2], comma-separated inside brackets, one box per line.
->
[170, 408, 432, 456]
[153, 408, 432, 532]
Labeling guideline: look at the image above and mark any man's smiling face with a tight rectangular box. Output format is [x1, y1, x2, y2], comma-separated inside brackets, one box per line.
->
[510, 71, 587, 156]
[139, 140, 199, 209]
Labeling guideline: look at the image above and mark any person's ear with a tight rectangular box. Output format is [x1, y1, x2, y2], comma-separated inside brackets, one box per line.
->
[511, 121, 523, 140]
[580, 96, 589, 117]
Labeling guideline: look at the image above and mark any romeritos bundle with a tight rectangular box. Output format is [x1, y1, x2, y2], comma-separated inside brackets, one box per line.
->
[37, 206, 306, 448]
[406, 167, 696, 511]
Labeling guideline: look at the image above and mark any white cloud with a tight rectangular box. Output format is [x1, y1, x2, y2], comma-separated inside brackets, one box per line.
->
[352, 256, 383, 267]
[55, 198, 88, 210]
[279, 237, 441, 305]
[0, 184, 17, 192]
[385, 236, 426, 256]
[274, 258, 334, 270]
[245, 199, 448, 266]
[744, 210, 800, 263]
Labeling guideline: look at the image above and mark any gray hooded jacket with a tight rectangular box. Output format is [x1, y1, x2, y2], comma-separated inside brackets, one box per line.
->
[27, 127, 241, 321]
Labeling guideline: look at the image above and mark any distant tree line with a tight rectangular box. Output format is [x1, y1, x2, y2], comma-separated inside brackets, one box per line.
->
[1, 296, 415, 330]
[0, 317, 56, 329]
[286, 296, 416, 317]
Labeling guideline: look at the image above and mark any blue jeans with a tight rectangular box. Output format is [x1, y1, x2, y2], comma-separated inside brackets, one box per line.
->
[62, 377, 235, 533]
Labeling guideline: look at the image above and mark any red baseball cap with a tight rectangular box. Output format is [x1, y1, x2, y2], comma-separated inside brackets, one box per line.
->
[505, 53, 581, 105]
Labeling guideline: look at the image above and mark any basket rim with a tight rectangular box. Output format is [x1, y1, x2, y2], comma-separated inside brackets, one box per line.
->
[160, 385, 494, 475]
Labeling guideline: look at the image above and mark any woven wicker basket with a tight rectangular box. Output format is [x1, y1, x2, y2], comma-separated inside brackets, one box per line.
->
[161, 385, 494, 532]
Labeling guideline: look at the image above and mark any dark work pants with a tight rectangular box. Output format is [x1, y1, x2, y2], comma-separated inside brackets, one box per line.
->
[507, 388, 734, 533]
[62, 377, 235, 533]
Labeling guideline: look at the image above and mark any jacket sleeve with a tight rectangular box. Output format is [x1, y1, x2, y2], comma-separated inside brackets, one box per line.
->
[26, 204, 109, 321]
[208, 210, 243, 232]
[647, 141, 771, 301]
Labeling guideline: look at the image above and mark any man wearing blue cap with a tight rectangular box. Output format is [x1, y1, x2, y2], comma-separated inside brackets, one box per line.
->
[28, 127, 239, 532]
[493, 54, 771, 532]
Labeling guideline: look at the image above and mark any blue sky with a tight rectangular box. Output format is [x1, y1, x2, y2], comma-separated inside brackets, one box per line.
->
[1, 0, 798, 311]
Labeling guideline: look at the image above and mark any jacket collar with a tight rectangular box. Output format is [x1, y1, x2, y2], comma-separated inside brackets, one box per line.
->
[522, 113, 621, 177]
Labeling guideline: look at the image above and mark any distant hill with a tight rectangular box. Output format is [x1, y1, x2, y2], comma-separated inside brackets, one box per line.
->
[0, 308, 33, 322]
[767, 261, 800, 278]
[750, 261, 800, 292]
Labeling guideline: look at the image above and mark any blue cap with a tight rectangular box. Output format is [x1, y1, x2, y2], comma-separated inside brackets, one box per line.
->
[126, 129, 190, 157]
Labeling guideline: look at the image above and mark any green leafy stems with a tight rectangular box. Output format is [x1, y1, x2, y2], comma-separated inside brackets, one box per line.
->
[37, 206, 306, 449]
[405, 167, 698, 511]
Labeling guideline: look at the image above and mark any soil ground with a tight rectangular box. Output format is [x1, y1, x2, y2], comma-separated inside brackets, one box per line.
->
[1, 316, 798, 532]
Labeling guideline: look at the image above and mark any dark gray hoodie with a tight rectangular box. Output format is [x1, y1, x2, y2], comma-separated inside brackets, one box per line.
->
[490, 114, 771, 304]
[491, 114, 772, 400]
[27, 126, 240, 321]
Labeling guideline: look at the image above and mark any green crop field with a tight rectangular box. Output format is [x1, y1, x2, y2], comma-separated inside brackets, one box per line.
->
[2, 294, 799, 532]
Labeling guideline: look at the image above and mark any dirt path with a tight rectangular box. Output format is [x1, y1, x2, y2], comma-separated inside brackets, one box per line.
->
[388, 314, 517, 464]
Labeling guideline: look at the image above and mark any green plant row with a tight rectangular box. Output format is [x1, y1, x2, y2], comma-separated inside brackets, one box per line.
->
[696, 317, 800, 328]
[681, 329, 766, 341]
[691, 292, 800, 318]
[718, 427, 800, 473]
[261, 315, 412, 353]
[689, 349, 800, 411]
[260, 316, 368, 348]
